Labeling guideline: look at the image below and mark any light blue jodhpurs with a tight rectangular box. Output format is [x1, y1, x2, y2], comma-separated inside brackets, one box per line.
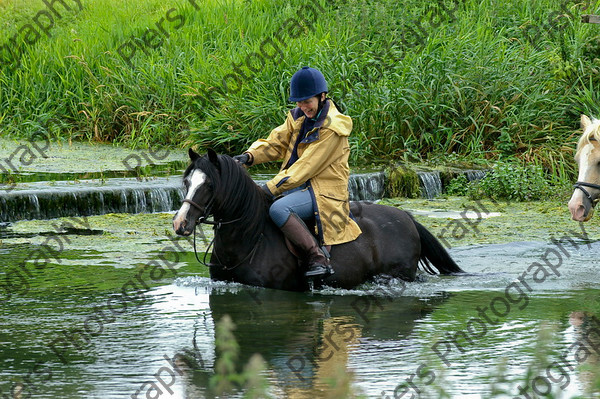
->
[269, 185, 314, 227]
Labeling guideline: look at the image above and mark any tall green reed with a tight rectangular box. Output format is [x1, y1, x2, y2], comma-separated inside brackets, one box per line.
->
[1, 0, 599, 180]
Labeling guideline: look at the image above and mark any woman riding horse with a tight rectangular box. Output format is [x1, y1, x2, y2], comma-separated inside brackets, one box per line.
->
[233, 67, 361, 280]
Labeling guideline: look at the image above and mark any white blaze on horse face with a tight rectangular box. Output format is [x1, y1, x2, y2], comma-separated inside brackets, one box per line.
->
[173, 169, 207, 230]
[186, 169, 208, 200]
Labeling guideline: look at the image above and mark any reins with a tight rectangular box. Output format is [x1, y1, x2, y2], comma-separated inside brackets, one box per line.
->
[184, 198, 263, 271]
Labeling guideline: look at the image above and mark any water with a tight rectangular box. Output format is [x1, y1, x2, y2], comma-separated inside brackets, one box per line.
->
[0, 172, 388, 222]
[0, 178, 186, 222]
[418, 171, 443, 199]
[348, 172, 386, 201]
[1, 145, 599, 398]
[1, 227, 599, 398]
[465, 169, 488, 182]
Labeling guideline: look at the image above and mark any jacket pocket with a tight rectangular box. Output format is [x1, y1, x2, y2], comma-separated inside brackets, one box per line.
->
[319, 187, 349, 202]
[320, 192, 347, 202]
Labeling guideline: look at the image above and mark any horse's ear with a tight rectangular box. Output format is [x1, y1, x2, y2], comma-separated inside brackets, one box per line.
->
[581, 114, 592, 130]
[189, 148, 200, 162]
[207, 148, 220, 168]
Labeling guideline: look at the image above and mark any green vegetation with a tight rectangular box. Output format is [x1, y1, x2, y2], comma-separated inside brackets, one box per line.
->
[385, 165, 421, 198]
[209, 314, 366, 398]
[210, 315, 272, 398]
[207, 312, 600, 398]
[1, 0, 600, 179]
[446, 161, 554, 201]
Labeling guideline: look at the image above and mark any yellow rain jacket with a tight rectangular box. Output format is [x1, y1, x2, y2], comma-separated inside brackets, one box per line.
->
[246, 100, 362, 245]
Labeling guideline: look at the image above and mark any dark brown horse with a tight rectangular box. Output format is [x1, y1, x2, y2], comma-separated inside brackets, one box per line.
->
[173, 149, 464, 291]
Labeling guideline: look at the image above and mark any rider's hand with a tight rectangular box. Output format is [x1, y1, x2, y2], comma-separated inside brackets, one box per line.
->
[233, 153, 251, 166]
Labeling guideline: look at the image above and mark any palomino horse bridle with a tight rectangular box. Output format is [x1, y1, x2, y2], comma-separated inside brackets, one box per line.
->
[573, 181, 600, 207]
[573, 137, 600, 208]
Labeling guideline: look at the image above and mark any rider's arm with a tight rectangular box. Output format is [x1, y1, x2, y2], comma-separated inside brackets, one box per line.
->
[246, 114, 294, 165]
[265, 128, 345, 196]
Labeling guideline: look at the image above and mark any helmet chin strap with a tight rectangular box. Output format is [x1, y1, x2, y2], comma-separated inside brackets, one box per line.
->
[316, 96, 327, 116]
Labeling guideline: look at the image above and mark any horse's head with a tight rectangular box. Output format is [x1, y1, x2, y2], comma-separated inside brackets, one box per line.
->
[568, 114, 600, 221]
[173, 148, 220, 236]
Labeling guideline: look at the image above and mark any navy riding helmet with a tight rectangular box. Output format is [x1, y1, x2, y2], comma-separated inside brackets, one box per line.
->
[288, 67, 328, 102]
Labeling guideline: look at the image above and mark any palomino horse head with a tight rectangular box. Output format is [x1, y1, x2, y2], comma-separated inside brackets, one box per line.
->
[568, 115, 600, 221]
[172, 148, 219, 236]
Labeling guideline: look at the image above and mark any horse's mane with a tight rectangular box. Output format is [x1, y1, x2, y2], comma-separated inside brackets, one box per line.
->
[577, 116, 600, 156]
[184, 153, 269, 234]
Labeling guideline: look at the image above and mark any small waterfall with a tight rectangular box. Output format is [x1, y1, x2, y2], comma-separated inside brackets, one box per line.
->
[4, 167, 490, 221]
[464, 169, 488, 182]
[130, 189, 147, 214]
[418, 171, 442, 199]
[347, 172, 386, 201]
[0, 172, 390, 222]
[149, 188, 173, 212]
[0, 178, 186, 223]
[28, 194, 41, 219]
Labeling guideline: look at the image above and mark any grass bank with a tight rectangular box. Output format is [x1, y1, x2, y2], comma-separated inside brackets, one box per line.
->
[1, 0, 600, 181]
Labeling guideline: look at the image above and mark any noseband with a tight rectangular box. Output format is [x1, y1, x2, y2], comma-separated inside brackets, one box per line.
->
[574, 136, 600, 207]
[573, 181, 600, 207]
[180, 196, 261, 271]
[182, 198, 214, 224]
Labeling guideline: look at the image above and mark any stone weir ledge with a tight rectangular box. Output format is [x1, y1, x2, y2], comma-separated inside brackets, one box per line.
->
[0, 166, 488, 223]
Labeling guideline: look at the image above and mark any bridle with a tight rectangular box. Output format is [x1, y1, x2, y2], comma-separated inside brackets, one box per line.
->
[573, 181, 600, 207]
[182, 197, 216, 226]
[181, 197, 263, 271]
[573, 137, 600, 208]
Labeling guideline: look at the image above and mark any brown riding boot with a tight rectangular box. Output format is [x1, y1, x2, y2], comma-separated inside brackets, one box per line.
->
[279, 214, 333, 279]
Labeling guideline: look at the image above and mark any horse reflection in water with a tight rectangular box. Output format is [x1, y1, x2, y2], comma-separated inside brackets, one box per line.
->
[168, 288, 450, 398]
[569, 115, 600, 221]
[566, 311, 600, 394]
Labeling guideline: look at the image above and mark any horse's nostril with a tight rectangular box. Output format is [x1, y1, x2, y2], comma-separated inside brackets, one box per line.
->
[571, 205, 586, 221]
[173, 216, 186, 232]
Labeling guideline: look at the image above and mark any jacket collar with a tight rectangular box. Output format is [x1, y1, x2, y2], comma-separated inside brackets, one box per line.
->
[290, 98, 331, 130]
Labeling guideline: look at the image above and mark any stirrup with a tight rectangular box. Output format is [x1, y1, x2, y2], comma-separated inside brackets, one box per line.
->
[305, 263, 334, 278]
